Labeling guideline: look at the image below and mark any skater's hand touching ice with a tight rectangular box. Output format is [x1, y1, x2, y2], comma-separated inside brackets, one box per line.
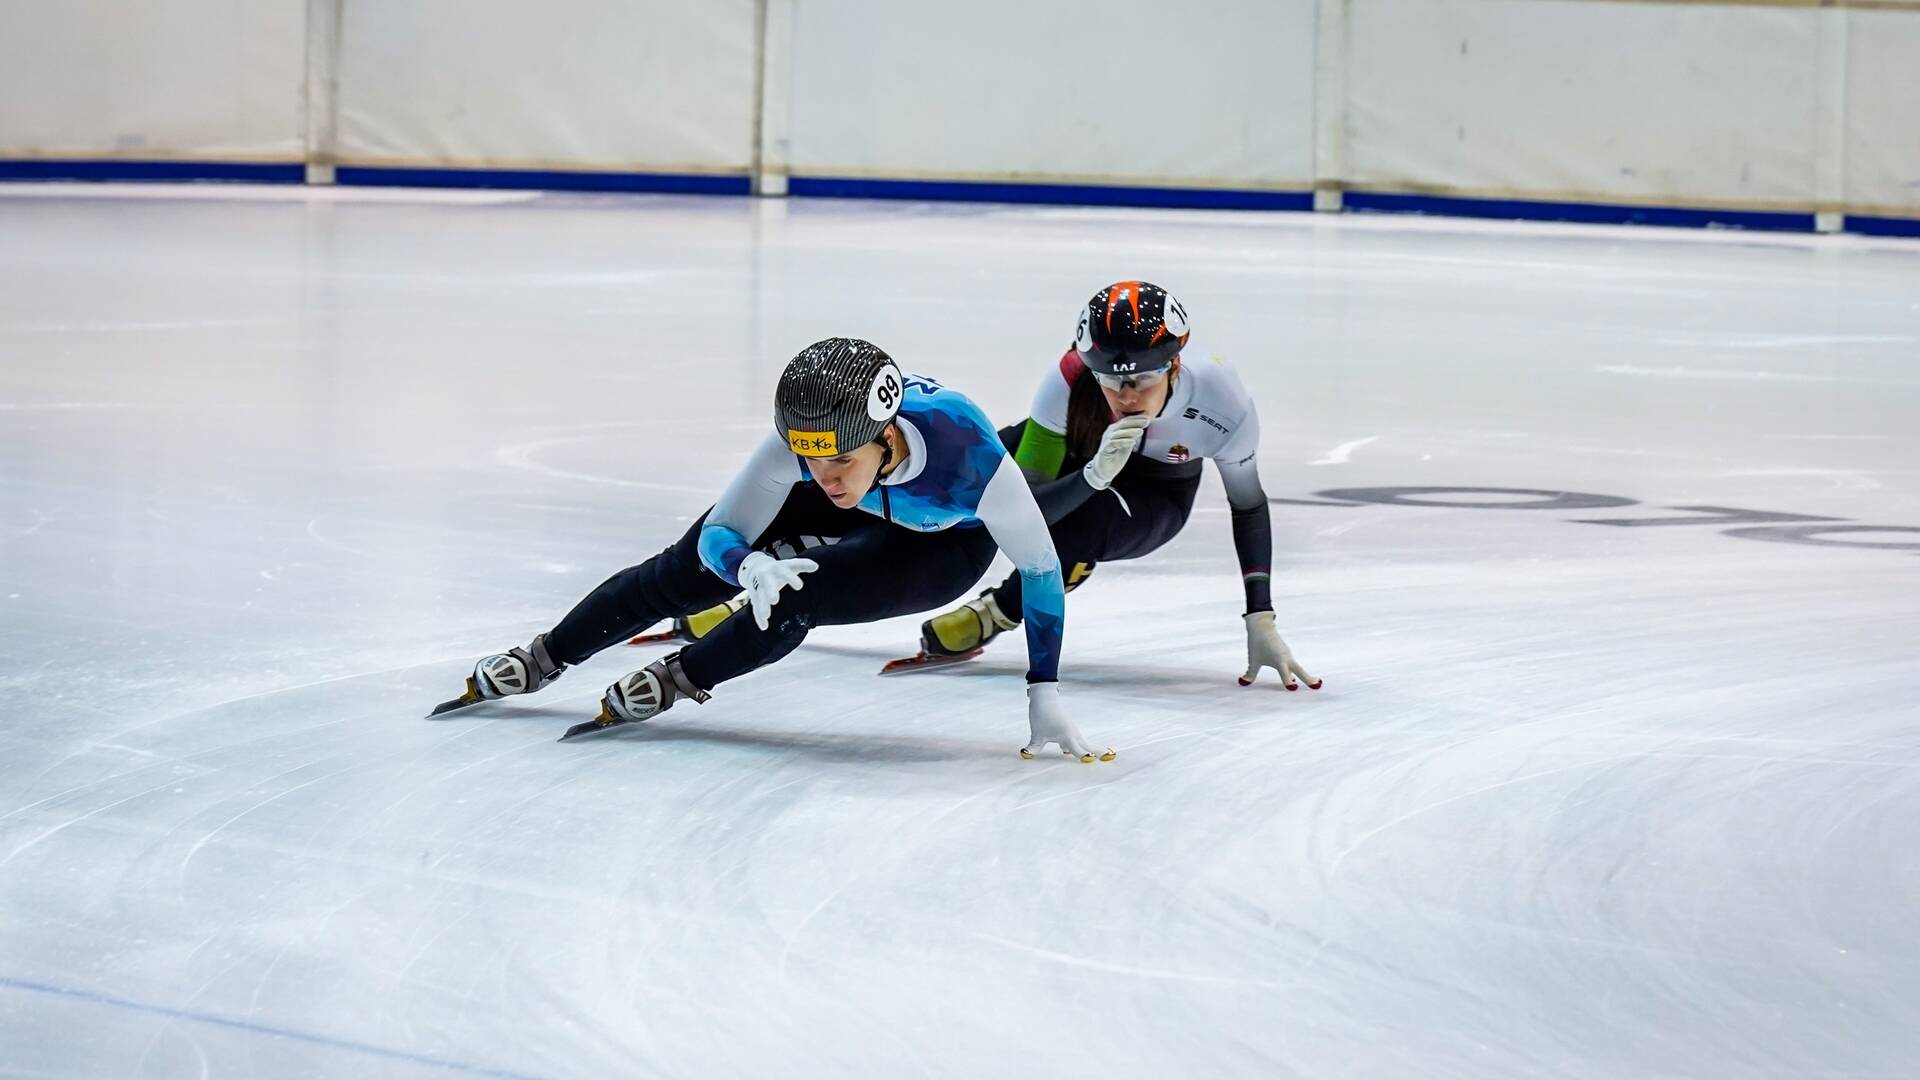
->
[737, 551, 818, 630]
[1022, 682, 1116, 763]
[1082, 415, 1152, 492]
[1239, 611, 1321, 691]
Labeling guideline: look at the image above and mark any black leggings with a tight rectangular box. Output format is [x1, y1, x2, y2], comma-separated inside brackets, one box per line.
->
[545, 484, 997, 691]
[986, 423, 1201, 620]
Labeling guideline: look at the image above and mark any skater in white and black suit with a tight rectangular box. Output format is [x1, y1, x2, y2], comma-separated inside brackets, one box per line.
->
[917, 281, 1322, 691]
[433, 338, 1114, 761]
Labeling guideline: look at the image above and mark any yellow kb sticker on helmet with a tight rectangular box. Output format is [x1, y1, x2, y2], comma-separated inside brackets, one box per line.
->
[788, 429, 839, 456]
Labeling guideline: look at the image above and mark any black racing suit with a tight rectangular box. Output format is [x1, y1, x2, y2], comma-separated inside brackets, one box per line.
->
[547, 484, 996, 690]
[982, 422, 1203, 619]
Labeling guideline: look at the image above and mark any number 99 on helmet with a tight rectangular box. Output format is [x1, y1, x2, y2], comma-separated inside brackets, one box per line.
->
[775, 337, 904, 458]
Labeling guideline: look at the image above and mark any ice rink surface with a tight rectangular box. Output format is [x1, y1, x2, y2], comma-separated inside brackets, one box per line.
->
[2, 184, 1917, 1079]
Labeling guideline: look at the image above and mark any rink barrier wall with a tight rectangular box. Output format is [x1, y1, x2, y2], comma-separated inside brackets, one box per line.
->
[775, 0, 1319, 196]
[0, 159, 304, 184]
[1340, 0, 1829, 219]
[7, 158, 1920, 239]
[332, 165, 751, 196]
[0, 1, 306, 162]
[766, 0, 1913, 236]
[785, 176, 1317, 212]
[1843, 214, 1920, 237]
[332, 1, 757, 179]
[5, 0, 1920, 237]
[1341, 191, 1818, 232]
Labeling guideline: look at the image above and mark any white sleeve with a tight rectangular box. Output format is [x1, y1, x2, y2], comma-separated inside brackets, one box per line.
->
[1026, 366, 1071, 435]
[1212, 397, 1266, 510]
[699, 431, 800, 581]
[975, 454, 1066, 683]
[975, 454, 1060, 576]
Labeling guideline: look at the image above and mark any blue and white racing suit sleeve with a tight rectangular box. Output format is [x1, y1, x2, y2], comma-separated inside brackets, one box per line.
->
[698, 431, 800, 585]
[974, 455, 1065, 683]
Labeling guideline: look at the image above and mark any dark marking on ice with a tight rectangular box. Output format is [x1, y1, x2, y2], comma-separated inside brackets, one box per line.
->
[1273, 485, 1920, 554]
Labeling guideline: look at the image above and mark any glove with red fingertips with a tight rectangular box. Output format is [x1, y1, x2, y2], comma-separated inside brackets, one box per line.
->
[1239, 611, 1322, 691]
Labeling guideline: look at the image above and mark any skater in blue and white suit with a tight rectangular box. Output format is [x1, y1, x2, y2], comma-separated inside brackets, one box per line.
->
[447, 337, 1111, 761]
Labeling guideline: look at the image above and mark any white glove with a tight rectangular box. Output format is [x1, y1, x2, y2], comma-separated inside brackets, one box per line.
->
[736, 551, 819, 630]
[1081, 415, 1152, 492]
[1239, 611, 1322, 691]
[1021, 682, 1116, 763]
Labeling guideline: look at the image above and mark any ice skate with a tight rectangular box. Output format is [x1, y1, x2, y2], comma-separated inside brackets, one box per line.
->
[561, 652, 709, 740]
[426, 633, 564, 718]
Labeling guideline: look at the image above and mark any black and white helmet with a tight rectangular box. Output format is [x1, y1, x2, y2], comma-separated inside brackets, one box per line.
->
[774, 338, 905, 458]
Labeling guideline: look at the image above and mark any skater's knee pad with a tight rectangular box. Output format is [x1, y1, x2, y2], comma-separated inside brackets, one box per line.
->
[676, 603, 810, 690]
[765, 604, 815, 642]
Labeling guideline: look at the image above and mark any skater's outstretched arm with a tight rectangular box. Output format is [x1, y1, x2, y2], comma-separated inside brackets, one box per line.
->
[1215, 400, 1272, 616]
[974, 455, 1065, 685]
[982, 428, 1114, 763]
[1214, 403, 1321, 692]
[698, 431, 801, 584]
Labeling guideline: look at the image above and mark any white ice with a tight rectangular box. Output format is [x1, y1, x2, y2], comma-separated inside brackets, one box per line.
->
[2, 184, 1918, 1079]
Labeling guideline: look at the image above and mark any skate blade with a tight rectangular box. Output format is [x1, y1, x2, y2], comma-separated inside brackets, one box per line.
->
[560, 704, 627, 741]
[1019, 747, 1118, 763]
[425, 678, 486, 719]
[625, 629, 682, 647]
[877, 648, 983, 676]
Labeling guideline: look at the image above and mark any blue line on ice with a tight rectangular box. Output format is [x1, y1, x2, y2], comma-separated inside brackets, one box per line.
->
[0, 975, 548, 1080]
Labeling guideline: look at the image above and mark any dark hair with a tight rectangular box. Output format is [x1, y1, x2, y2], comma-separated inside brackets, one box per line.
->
[1064, 370, 1110, 460]
[1064, 356, 1179, 460]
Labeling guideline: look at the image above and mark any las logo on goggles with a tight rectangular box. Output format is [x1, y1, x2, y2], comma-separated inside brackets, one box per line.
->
[1092, 365, 1172, 391]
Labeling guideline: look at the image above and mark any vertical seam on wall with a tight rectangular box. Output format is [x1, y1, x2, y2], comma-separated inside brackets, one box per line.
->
[298, 2, 312, 166]
[302, 0, 343, 183]
[1814, 2, 1849, 225]
[1311, 0, 1349, 208]
[750, 0, 768, 194]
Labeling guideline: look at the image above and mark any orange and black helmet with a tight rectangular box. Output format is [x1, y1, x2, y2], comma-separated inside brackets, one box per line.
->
[1072, 281, 1190, 376]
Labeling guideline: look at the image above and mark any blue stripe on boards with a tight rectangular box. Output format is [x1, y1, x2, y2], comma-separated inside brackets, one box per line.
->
[0, 160, 304, 184]
[787, 175, 1314, 212]
[334, 165, 750, 195]
[1343, 190, 1814, 232]
[1845, 215, 1920, 238]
